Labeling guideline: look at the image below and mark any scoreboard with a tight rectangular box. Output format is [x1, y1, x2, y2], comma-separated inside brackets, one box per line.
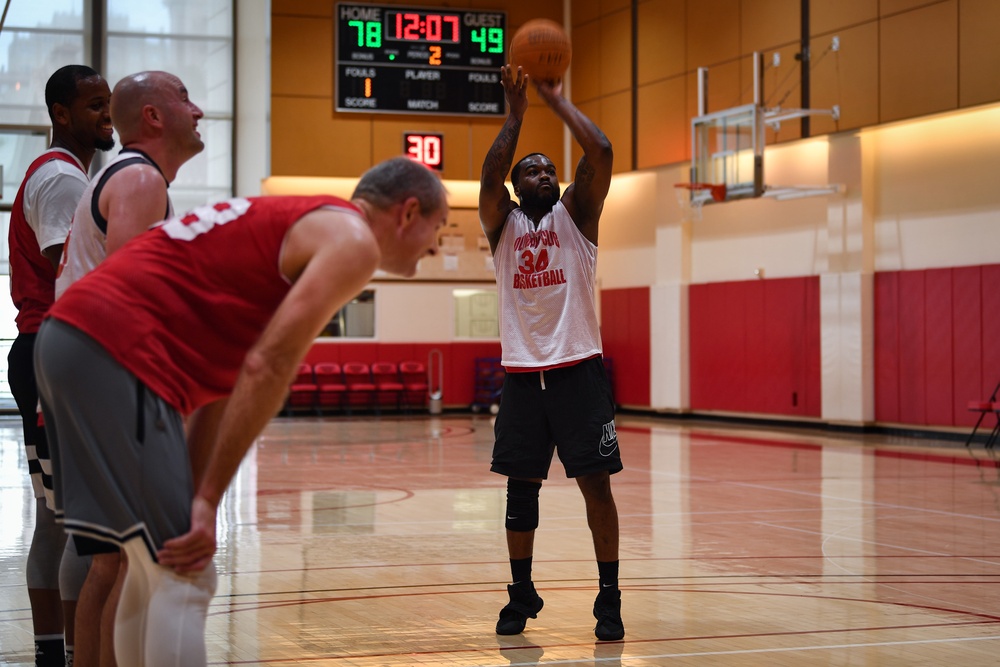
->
[335, 4, 507, 117]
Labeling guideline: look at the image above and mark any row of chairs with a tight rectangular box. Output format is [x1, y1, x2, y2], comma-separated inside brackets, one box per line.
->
[286, 361, 429, 414]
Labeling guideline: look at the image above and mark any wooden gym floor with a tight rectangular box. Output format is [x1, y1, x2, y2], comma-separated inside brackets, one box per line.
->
[2, 412, 1000, 665]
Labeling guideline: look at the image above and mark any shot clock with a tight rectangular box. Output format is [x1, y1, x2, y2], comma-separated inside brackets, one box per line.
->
[404, 132, 444, 170]
[336, 3, 506, 117]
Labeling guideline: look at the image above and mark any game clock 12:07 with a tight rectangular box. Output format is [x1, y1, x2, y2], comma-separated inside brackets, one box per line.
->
[335, 3, 507, 117]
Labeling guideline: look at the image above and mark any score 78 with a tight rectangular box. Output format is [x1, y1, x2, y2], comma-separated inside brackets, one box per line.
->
[348, 20, 382, 47]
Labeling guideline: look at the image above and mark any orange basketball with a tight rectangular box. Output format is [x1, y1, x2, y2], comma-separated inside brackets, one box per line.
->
[509, 19, 572, 82]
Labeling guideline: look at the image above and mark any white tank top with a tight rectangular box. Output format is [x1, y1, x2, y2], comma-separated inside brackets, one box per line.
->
[493, 200, 602, 369]
[56, 150, 171, 299]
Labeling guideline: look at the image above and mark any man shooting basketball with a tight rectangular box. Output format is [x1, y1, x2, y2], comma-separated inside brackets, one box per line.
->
[35, 157, 448, 667]
[478, 64, 624, 641]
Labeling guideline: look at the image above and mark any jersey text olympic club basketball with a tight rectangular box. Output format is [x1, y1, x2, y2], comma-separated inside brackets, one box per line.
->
[494, 200, 602, 369]
[509, 229, 567, 289]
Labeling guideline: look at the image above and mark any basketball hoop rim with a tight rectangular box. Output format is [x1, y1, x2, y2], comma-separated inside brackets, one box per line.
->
[673, 182, 727, 203]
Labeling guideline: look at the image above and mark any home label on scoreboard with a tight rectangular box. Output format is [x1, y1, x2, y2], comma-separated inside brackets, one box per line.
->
[335, 3, 506, 117]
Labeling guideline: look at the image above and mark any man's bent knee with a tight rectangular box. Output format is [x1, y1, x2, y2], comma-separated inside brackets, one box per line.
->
[505, 478, 542, 532]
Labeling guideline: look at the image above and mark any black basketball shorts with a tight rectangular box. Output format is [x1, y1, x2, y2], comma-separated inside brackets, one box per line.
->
[491, 356, 623, 479]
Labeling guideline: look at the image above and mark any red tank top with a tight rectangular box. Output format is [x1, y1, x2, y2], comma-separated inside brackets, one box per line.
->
[48, 195, 361, 414]
[9, 151, 85, 333]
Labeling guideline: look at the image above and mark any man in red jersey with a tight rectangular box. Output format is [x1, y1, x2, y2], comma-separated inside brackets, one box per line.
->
[7, 64, 114, 667]
[34, 156, 447, 667]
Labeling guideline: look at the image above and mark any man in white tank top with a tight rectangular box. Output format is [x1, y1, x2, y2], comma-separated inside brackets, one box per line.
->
[479, 64, 624, 642]
[55, 70, 204, 667]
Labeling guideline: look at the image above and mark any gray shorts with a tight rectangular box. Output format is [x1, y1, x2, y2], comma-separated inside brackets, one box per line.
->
[34, 318, 191, 561]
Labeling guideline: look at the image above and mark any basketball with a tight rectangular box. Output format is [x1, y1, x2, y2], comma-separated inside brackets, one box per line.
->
[509, 19, 572, 82]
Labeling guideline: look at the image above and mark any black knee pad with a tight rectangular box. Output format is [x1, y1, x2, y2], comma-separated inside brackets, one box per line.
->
[505, 478, 542, 532]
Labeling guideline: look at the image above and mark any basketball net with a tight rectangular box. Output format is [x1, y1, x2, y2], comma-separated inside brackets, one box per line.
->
[673, 183, 727, 221]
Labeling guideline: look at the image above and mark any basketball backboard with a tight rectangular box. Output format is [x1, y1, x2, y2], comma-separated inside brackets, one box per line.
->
[691, 103, 764, 202]
[678, 51, 842, 214]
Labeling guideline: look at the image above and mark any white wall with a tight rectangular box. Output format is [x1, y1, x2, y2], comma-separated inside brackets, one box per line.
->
[235, 0, 270, 197]
[374, 282, 497, 342]
[870, 105, 1000, 271]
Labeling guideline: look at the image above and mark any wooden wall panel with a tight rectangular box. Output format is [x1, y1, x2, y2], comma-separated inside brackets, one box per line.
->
[750, 48, 804, 144]
[809, 22, 879, 135]
[370, 119, 472, 180]
[811, 0, 877, 36]
[689, 278, 820, 417]
[982, 265, 1000, 399]
[601, 90, 633, 173]
[600, 287, 651, 407]
[637, 0, 685, 85]
[686, 0, 741, 68]
[636, 75, 688, 168]
[572, 0, 602, 27]
[603, 0, 632, 14]
[879, 1, 958, 123]
[958, 0, 1000, 108]
[510, 98, 568, 181]
[805, 276, 822, 416]
[874, 272, 900, 422]
[923, 268, 953, 426]
[762, 279, 802, 414]
[599, 289, 625, 401]
[571, 20, 602, 102]
[690, 280, 728, 411]
[740, 0, 798, 54]
[897, 271, 927, 424]
[271, 98, 372, 176]
[952, 266, 982, 426]
[743, 280, 767, 413]
[686, 59, 741, 121]
[600, 8, 633, 96]
[763, 278, 821, 417]
[273, 0, 331, 16]
[629, 287, 651, 406]
[271, 16, 333, 97]
[873, 265, 1000, 428]
[272, 0, 999, 179]
[570, 99, 599, 175]
[880, 0, 941, 16]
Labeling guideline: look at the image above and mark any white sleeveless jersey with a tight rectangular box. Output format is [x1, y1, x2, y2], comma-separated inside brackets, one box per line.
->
[56, 150, 171, 299]
[493, 200, 602, 369]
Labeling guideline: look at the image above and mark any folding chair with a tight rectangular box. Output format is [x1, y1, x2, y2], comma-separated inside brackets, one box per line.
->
[371, 362, 404, 411]
[314, 362, 346, 413]
[342, 362, 376, 413]
[399, 360, 429, 411]
[965, 379, 1000, 448]
[287, 363, 317, 414]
